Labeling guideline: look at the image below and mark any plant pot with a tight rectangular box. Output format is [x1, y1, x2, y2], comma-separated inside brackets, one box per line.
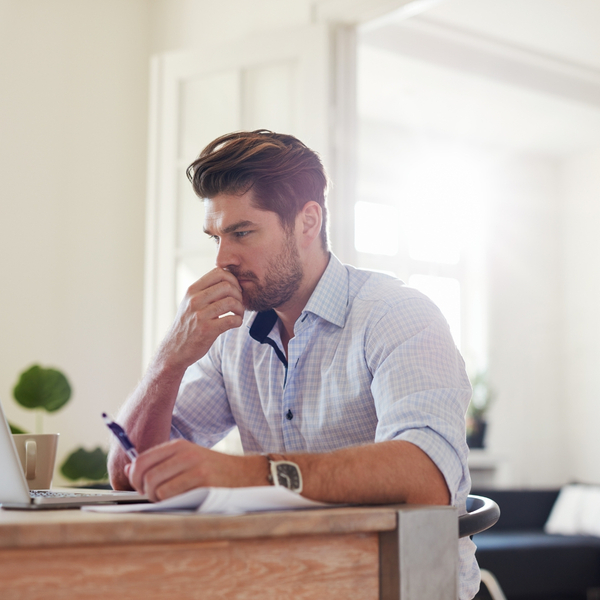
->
[467, 419, 487, 449]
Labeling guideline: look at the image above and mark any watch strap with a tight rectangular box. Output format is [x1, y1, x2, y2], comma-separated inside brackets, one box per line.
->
[266, 453, 285, 485]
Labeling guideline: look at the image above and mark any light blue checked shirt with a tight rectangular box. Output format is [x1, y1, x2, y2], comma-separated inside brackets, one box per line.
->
[171, 253, 479, 599]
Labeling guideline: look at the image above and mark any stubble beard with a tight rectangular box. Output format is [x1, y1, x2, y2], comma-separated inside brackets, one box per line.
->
[230, 231, 304, 313]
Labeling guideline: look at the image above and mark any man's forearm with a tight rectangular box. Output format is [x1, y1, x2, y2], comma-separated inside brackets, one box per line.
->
[285, 440, 450, 506]
[107, 358, 187, 490]
[109, 266, 245, 490]
[124, 438, 451, 505]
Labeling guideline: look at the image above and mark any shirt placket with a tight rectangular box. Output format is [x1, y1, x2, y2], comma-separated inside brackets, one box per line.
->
[280, 313, 316, 452]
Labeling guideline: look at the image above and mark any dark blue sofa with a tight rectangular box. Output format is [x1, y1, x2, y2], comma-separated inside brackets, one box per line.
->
[472, 488, 600, 600]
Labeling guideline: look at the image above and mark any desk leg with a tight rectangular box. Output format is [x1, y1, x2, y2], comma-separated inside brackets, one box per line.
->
[379, 506, 458, 600]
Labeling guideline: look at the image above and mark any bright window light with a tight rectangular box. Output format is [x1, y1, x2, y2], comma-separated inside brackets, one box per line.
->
[354, 201, 399, 256]
[403, 183, 462, 264]
[408, 227, 460, 264]
[408, 274, 461, 346]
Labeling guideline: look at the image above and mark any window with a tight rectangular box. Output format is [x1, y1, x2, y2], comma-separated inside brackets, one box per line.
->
[353, 122, 487, 357]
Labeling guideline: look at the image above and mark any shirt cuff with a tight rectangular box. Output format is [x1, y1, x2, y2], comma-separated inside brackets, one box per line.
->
[392, 427, 465, 506]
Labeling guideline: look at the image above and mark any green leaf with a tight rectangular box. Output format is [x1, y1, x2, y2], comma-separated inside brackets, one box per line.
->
[13, 365, 72, 412]
[9, 422, 28, 434]
[60, 447, 108, 481]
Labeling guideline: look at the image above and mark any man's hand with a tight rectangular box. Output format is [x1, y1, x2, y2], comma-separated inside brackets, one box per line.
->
[157, 268, 245, 372]
[125, 440, 267, 502]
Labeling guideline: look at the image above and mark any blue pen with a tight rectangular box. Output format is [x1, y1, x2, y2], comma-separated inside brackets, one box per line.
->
[102, 413, 138, 461]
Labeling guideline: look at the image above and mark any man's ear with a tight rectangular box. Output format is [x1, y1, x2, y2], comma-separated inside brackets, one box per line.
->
[297, 201, 322, 247]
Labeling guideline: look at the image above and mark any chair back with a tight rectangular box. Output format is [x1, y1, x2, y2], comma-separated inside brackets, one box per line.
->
[459, 494, 500, 538]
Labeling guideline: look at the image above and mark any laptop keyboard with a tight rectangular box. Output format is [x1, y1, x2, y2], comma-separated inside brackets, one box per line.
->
[30, 490, 105, 499]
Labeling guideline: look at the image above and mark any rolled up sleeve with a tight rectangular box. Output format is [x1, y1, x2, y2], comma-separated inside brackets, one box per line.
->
[368, 297, 472, 504]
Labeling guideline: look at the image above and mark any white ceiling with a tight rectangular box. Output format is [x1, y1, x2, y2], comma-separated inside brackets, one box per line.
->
[358, 0, 600, 156]
[421, 0, 600, 72]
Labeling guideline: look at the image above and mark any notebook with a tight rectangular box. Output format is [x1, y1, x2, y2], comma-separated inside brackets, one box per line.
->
[0, 398, 146, 509]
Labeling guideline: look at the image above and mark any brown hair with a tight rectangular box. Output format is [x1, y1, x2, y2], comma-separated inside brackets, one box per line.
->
[186, 130, 329, 250]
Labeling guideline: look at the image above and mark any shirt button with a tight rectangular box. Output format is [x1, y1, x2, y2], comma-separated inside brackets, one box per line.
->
[286, 409, 293, 420]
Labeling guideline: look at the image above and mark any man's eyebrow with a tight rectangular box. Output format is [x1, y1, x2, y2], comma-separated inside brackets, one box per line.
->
[203, 220, 257, 235]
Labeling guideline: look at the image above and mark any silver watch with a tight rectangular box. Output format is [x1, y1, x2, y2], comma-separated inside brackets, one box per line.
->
[266, 454, 303, 494]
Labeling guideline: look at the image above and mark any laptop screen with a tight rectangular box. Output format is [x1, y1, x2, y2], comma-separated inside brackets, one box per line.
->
[0, 398, 34, 505]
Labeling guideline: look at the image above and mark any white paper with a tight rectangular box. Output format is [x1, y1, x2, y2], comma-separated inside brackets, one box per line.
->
[81, 485, 331, 514]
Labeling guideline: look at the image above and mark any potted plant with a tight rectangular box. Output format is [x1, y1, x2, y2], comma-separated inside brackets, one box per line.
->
[466, 371, 495, 449]
[10, 364, 72, 433]
[9, 364, 108, 484]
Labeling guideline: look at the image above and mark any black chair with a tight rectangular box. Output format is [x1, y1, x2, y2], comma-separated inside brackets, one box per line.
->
[459, 494, 501, 538]
[459, 495, 506, 600]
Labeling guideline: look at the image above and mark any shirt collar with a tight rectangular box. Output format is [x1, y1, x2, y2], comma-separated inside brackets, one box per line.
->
[302, 253, 348, 328]
[248, 253, 348, 341]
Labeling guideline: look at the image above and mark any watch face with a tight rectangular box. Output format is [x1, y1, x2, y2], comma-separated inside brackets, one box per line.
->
[276, 462, 301, 491]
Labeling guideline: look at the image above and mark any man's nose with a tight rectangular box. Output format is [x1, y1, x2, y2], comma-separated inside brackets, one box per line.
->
[215, 239, 239, 269]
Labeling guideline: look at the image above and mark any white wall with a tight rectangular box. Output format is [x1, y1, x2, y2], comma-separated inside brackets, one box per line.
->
[486, 152, 567, 487]
[149, 0, 312, 53]
[563, 149, 600, 485]
[147, 0, 408, 54]
[0, 0, 150, 483]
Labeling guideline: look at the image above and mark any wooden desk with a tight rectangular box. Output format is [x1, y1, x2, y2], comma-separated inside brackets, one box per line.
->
[0, 504, 457, 600]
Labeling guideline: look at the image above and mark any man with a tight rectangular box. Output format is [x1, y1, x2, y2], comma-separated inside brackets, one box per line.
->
[108, 130, 478, 598]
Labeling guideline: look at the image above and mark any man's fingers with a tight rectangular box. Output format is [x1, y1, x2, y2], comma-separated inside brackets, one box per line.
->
[142, 456, 193, 502]
[215, 313, 244, 332]
[189, 280, 243, 310]
[176, 300, 243, 346]
[161, 266, 246, 368]
[199, 296, 244, 322]
[127, 440, 212, 502]
[127, 441, 181, 493]
[153, 470, 204, 502]
[188, 268, 242, 296]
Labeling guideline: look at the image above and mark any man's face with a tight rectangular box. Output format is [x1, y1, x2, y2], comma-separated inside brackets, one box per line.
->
[203, 191, 303, 312]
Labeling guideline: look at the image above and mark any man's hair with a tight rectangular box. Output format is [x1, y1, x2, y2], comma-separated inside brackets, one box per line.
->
[186, 130, 330, 250]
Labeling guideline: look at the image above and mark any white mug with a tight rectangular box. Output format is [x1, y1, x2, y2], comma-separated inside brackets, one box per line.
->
[12, 433, 60, 490]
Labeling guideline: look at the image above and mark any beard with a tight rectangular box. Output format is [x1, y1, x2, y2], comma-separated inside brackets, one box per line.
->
[229, 231, 304, 312]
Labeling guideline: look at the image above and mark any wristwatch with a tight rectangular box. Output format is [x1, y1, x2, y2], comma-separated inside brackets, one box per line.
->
[266, 454, 303, 494]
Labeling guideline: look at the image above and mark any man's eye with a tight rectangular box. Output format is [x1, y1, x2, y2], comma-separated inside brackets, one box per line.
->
[235, 231, 250, 238]
[208, 235, 219, 244]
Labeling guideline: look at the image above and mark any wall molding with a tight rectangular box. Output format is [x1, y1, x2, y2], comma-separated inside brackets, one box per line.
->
[361, 15, 600, 108]
[314, 0, 423, 25]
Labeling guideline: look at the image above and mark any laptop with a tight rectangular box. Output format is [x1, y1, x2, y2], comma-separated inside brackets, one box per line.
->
[0, 398, 147, 509]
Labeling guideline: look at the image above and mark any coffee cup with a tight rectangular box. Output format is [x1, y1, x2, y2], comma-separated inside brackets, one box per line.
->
[12, 433, 60, 490]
